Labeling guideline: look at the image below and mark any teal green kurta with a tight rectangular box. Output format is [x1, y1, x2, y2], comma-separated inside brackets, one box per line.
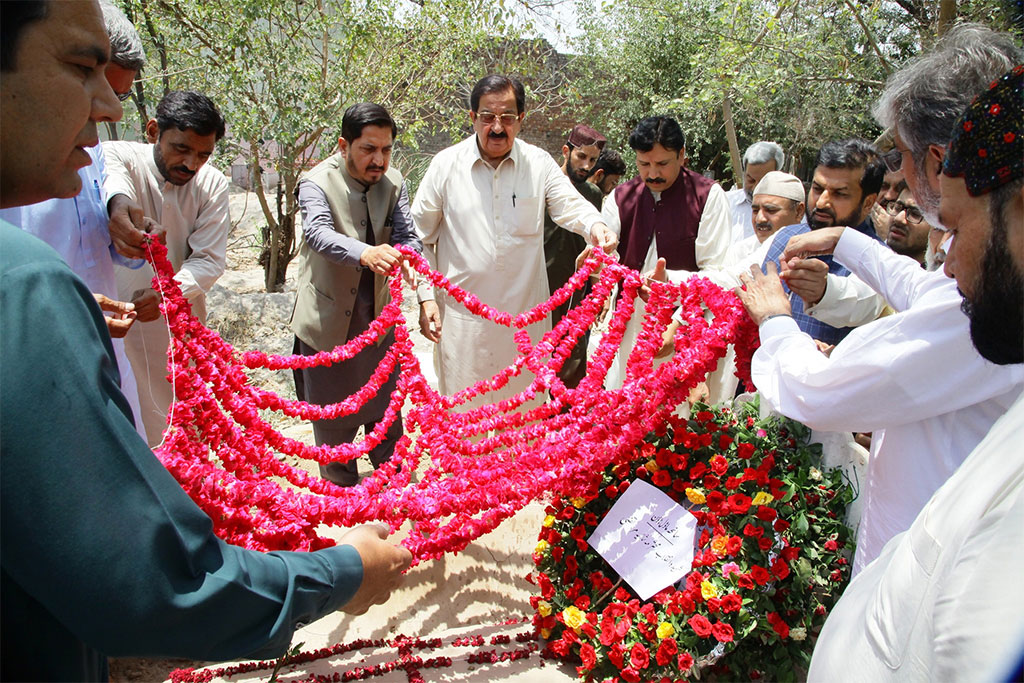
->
[0, 222, 363, 681]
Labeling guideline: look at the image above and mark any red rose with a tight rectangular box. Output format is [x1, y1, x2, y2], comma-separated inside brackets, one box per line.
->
[726, 535, 743, 555]
[706, 490, 726, 511]
[620, 668, 641, 682]
[599, 618, 617, 646]
[725, 476, 742, 490]
[579, 643, 596, 669]
[781, 546, 801, 562]
[772, 619, 790, 639]
[605, 485, 619, 499]
[630, 643, 650, 669]
[690, 462, 708, 479]
[608, 643, 626, 669]
[574, 595, 591, 610]
[696, 410, 714, 423]
[720, 593, 742, 613]
[710, 454, 728, 475]
[771, 558, 790, 580]
[750, 565, 771, 585]
[736, 442, 756, 459]
[678, 652, 695, 672]
[652, 469, 671, 487]
[718, 434, 733, 450]
[755, 506, 777, 521]
[712, 621, 734, 643]
[737, 573, 755, 590]
[824, 539, 838, 551]
[728, 493, 752, 514]
[551, 546, 564, 562]
[773, 519, 790, 532]
[742, 523, 764, 537]
[757, 536, 773, 550]
[704, 475, 721, 489]
[688, 614, 713, 638]
[655, 638, 678, 666]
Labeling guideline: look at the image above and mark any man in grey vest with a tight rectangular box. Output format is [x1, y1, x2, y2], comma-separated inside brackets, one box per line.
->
[290, 103, 423, 486]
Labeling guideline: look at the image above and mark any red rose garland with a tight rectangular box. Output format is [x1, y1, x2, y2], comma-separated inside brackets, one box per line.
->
[143, 239, 758, 562]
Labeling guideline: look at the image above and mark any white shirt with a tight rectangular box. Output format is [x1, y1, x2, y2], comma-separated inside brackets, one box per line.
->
[808, 390, 1024, 682]
[104, 141, 230, 445]
[412, 135, 604, 400]
[601, 178, 734, 393]
[805, 272, 887, 327]
[753, 229, 1024, 573]
[725, 186, 754, 243]
[0, 146, 146, 440]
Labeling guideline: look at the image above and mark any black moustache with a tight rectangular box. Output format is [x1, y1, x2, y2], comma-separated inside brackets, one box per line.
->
[645, 177, 666, 184]
[173, 167, 195, 177]
[488, 132, 508, 139]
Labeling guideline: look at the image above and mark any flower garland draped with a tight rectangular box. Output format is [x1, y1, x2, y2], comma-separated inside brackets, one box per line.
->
[145, 239, 758, 562]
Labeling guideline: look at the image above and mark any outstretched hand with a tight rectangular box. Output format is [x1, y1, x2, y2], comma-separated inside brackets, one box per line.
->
[93, 293, 137, 338]
[108, 194, 165, 259]
[338, 524, 412, 615]
[735, 262, 792, 326]
[781, 226, 846, 262]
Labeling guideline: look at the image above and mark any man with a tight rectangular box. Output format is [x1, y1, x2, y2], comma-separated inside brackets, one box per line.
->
[0, 0, 148, 439]
[727, 170, 805, 264]
[726, 141, 784, 244]
[759, 139, 886, 344]
[290, 103, 423, 486]
[867, 167, 906, 241]
[601, 115, 733, 391]
[588, 147, 626, 197]
[105, 90, 231, 446]
[413, 75, 615, 405]
[736, 34, 1024, 575]
[882, 187, 932, 265]
[807, 64, 1024, 682]
[543, 124, 606, 388]
[0, 2, 410, 680]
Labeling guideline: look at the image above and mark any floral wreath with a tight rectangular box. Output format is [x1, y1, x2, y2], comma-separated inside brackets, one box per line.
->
[529, 398, 855, 682]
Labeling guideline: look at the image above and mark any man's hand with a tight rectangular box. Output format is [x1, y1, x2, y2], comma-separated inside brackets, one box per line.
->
[130, 288, 162, 322]
[639, 257, 667, 303]
[781, 226, 846, 262]
[419, 300, 441, 343]
[780, 257, 829, 307]
[736, 262, 792, 326]
[337, 524, 412, 615]
[108, 195, 165, 259]
[589, 223, 618, 254]
[360, 245, 402, 276]
[94, 293, 137, 338]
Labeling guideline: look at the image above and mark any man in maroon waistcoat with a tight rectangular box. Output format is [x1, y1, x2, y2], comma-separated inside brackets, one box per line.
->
[601, 116, 733, 389]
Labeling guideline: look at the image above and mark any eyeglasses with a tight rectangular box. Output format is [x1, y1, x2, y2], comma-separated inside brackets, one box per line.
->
[881, 147, 904, 173]
[116, 91, 132, 102]
[885, 200, 925, 224]
[476, 112, 520, 126]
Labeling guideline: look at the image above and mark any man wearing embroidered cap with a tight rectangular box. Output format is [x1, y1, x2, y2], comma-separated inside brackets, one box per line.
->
[544, 124, 607, 387]
[737, 29, 1024, 578]
[727, 171, 805, 264]
[807, 64, 1024, 682]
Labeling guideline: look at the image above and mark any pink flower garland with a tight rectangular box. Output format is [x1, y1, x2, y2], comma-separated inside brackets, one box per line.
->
[143, 239, 758, 561]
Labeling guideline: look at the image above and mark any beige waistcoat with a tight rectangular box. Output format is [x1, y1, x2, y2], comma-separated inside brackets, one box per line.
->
[290, 154, 403, 351]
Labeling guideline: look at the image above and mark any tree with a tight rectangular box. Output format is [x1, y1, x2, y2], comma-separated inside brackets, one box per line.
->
[121, 0, 534, 291]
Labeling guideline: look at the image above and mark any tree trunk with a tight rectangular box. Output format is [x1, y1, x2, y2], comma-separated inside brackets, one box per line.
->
[722, 96, 743, 189]
[936, 0, 956, 36]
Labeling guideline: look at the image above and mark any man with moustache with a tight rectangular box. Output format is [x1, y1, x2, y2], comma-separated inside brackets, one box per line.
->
[413, 75, 616, 406]
[727, 170, 805, 264]
[807, 64, 1024, 682]
[756, 139, 886, 344]
[103, 90, 230, 445]
[735, 47, 1024, 575]
[0, 2, 411, 679]
[726, 141, 785, 244]
[290, 103, 423, 486]
[543, 124, 606, 387]
[600, 115, 733, 390]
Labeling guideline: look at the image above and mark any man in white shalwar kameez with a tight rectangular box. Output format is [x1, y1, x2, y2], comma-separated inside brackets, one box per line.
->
[105, 90, 230, 446]
[412, 75, 616, 407]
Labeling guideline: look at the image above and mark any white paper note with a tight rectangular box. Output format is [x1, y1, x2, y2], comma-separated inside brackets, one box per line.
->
[588, 478, 699, 600]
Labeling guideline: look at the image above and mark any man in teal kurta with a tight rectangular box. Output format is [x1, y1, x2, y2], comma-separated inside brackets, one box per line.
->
[0, 2, 410, 679]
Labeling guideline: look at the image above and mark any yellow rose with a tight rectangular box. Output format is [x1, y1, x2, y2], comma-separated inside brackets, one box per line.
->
[570, 497, 586, 509]
[646, 458, 660, 472]
[535, 540, 549, 554]
[711, 535, 729, 556]
[542, 515, 556, 528]
[537, 600, 552, 617]
[656, 622, 675, 639]
[685, 488, 706, 505]
[701, 580, 719, 600]
[752, 491, 774, 506]
[562, 606, 586, 631]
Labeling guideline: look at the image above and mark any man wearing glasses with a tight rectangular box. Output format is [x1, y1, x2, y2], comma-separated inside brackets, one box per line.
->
[0, 0, 149, 440]
[413, 75, 616, 406]
[882, 188, 932, 266]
